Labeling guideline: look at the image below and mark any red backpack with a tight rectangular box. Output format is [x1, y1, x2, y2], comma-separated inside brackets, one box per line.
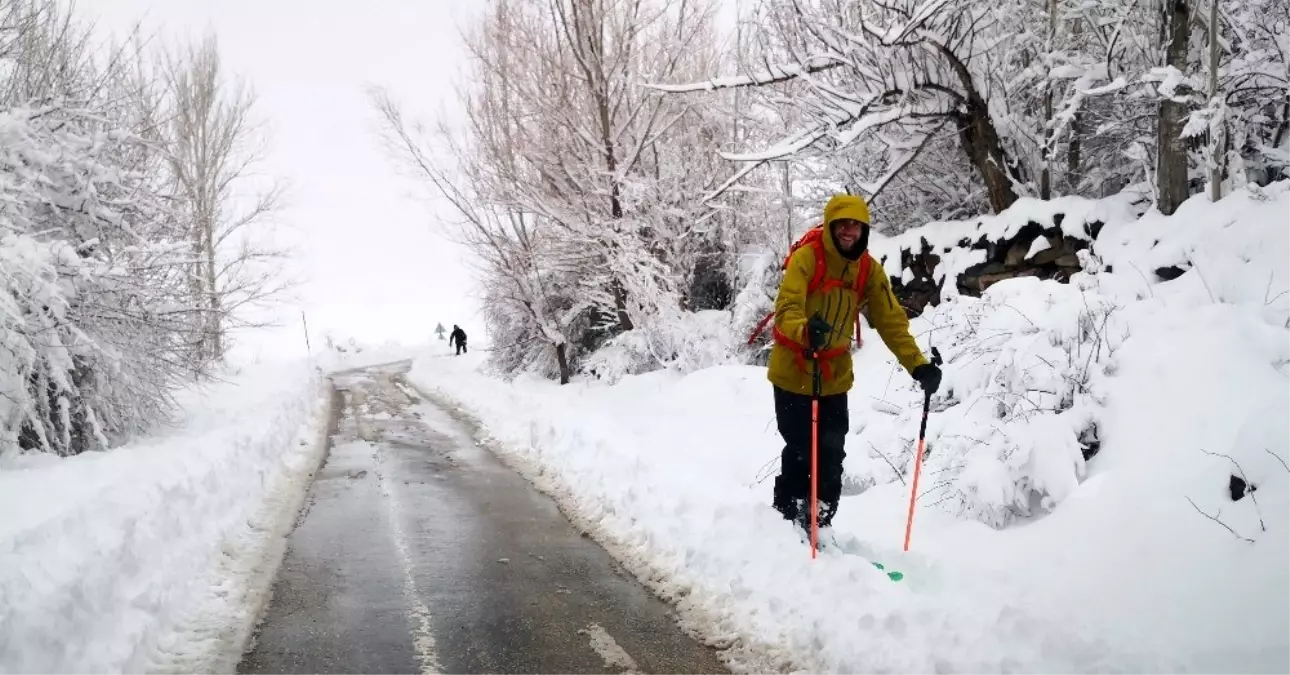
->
[747, 225, 873, 351]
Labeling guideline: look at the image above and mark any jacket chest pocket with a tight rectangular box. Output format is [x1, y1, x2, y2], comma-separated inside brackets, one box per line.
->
[812, 290, 856, 345]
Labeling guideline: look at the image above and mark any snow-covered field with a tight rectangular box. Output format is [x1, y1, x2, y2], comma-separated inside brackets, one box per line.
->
[409, 185, 1290, 673]
[0, 361, 329, 674]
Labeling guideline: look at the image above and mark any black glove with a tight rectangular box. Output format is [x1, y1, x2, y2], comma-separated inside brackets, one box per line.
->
[912, 362, 942, 394]
[807, 315, 831, 351]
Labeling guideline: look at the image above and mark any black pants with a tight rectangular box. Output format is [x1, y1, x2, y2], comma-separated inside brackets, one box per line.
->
[772, 386, 848, 529]
[455, 341, 467, 355]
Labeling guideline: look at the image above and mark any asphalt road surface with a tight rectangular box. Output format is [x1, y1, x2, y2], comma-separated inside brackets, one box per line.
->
[238, 360, 726, 674]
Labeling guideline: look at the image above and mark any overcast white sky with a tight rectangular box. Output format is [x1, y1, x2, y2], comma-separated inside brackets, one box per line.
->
[87, 0, 743, 363]
[88, 0, 487, 362]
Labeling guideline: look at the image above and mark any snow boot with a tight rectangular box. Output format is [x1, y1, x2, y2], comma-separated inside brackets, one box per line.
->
[791, 521, 839, 550]
[772, 475, 799, 522]
[787, 497, 842, 549]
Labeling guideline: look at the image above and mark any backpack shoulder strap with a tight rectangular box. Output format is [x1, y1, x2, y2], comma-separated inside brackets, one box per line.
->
[782, 226, 828, 295]
[853, 253, 874, 347]
[855, 253, 873, 295]
[805, 235, 827, 294]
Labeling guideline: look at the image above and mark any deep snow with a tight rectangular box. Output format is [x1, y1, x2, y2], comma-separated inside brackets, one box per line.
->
[0, 361, 329, 673]
[409, 184, 1290, 673]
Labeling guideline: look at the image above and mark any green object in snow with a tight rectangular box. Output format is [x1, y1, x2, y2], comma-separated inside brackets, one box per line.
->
[872, 562, 904, 582]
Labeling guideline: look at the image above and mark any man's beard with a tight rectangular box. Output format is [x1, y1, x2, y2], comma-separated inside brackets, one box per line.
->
[831, 226, 869, 260]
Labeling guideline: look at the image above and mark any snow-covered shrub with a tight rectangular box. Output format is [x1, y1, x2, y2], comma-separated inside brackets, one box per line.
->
[0, 2, 257, 456]
[729, 249, 780, 363]
[1, 105, 192, 455]
[581, 309, 736, 383]
[848, 275, 1124, 527]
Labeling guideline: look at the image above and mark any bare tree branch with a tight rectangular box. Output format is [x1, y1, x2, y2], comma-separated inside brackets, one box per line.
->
[1201, 448, 1266, 533]
[1266, 448, 1290, 474]
[1186, 496, 1256, 544]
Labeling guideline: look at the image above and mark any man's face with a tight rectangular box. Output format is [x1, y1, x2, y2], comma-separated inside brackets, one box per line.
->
[832, 218, 865, 252]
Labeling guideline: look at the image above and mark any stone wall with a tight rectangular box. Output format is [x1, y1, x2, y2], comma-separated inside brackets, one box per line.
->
[887, 213, 1106, 316]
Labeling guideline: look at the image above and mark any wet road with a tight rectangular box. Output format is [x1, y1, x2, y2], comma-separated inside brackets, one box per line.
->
[238, 361, 726, 674]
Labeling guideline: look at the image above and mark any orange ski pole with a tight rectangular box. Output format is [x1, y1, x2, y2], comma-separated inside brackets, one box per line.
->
[810, 398, 819, 559]
[903, 348, 942, 552]
[810, 352, 821, 560]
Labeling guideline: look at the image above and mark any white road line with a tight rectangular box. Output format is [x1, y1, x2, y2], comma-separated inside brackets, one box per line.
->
[579, 623, 641, 674]
[371, 428, 443, 674]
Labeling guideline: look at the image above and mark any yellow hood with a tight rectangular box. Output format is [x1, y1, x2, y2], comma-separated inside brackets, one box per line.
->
[823, 194, 870, 228]
[820, 193, 871, 260]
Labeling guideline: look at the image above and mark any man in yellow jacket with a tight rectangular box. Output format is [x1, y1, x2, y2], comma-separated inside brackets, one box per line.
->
[769, 193, 941, 538]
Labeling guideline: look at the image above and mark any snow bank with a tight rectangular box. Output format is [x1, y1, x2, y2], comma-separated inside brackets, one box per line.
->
[848, 181, 1290, 529]
[0, 361, 330, 673]
[409, 184, 1289, 673]
[411, 356, 1160, 673]
[315, 336, 426, 372]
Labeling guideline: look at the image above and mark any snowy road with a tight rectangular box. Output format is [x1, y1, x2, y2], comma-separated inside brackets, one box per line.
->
[237, 361, 726, 674]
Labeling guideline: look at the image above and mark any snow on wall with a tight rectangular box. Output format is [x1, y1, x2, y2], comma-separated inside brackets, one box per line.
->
[867, 190, 1145, 299]
[0, 361, 329, 673]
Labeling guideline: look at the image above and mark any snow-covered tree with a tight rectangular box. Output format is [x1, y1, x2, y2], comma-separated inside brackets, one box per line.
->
[654, 0, 1044, 221]
[1, 1, 280, 455]
[1192, 0, 1290, 194]
[375, 0, 775, 381]
[654, 0, 1288, 230]
[162, 36, 288, 365]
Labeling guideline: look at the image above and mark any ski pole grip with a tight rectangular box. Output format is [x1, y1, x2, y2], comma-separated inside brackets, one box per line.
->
[931, 347, 943, 366]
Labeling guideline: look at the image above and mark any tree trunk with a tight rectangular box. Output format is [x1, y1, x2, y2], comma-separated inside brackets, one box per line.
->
[1272, 100, 1290, 157]
[957, 96, 1020, 213]
[938, 44, 1020, 213]
[1067, 112, 1082, 187]
[189, 239, 205, 372]
[1040, 0, 1057, 200]
[611, 280, 633, 331]
[578, 0, 635, 336]
[1207, 0, 1222, 202]
[203, 215, 222, 361]
[601, 122, 633, 332]
[1066, 15, 1084, 191]
[782, 160, 793, 249]
[1040, 99, 1053, 200]
[1158, 0, 1193, 216]
[555, 342, 571, 385]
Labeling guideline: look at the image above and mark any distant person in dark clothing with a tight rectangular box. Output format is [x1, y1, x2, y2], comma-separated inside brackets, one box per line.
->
[449, 325, 467, 355]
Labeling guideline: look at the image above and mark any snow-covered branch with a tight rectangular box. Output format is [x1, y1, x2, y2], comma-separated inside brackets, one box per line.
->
[644, 54, 845, 93]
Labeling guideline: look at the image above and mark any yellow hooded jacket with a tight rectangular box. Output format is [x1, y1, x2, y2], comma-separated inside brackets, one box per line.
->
[768, 194, 929, 396]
